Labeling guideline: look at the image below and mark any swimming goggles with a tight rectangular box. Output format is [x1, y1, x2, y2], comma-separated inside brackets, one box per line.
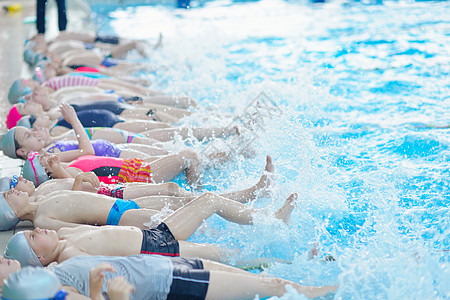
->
[9, 175, 18, 189]
[24, 86, 32, 95]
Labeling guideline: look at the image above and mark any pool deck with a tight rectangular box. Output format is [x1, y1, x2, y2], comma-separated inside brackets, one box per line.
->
[0, 0, 93, 252]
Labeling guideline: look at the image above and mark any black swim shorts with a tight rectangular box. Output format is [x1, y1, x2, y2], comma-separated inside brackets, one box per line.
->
[167, 257, 210, 300]
[140, 222, 180, 256]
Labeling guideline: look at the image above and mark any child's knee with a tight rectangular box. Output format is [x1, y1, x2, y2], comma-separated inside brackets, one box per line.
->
[179, 148, 198, 161]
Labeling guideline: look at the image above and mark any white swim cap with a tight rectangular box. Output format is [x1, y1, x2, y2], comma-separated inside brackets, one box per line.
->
[4, 232, 42, 267]
[2, 266, 67, 300]
[0, 193, 20, 231]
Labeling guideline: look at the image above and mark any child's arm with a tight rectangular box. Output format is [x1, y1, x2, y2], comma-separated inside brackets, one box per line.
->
[72, 172, 100, 191]
[58, 103, 95, 162]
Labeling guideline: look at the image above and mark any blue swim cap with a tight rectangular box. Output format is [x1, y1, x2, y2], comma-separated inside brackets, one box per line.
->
[22, 152, 50, 186]
[0, 192, 20, 231]
[23, 49, 36, 65]
[4, 232, 42, 267]
[32, 53, 46, 67]
[2, 267, 66, 300]
[8, 80, 25, 104]
[17, 115, 32, 128]
[0, 128, 17, 159]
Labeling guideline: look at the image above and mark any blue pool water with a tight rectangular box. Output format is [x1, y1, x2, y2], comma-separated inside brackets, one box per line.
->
[90, 0, 449, 298]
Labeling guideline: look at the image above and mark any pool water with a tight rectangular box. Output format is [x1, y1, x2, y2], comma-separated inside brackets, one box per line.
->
[90, 0, 449, 298]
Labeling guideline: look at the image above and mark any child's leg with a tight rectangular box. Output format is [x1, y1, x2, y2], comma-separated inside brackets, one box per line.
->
[91, 128, 127, 144]
[164, 192, 297, 241]
[118, 149, 151, 160]
[92, 128, 161, 147]
[134, 195, 192, 211]
[109, 41, 137, 58]
[149, 149, 202, 186]
[141, 126, 238, 142]
[118, 208, 160, 229]
[56, 0, 67, 32]
[122, 182, 194, 199]
[142, 95, 197, 109]
[121, 144, 168, 156]
[206, 271, 337, 299]
[113, 120, 172, 132]
[201, 260, 259, 276]
[141, 103, 192, 118]
[163, 192, 256, 240]
[179, 242, 288, 267]
[219, 155, 274, 203]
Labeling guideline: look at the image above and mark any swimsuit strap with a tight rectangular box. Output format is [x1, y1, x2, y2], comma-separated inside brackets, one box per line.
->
[112, 128, 143, 144]
[85, 127, 106, 140]
[45, 143, 60, 154]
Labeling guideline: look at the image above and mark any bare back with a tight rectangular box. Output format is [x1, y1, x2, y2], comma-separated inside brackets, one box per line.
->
[57, 225, 143, 262]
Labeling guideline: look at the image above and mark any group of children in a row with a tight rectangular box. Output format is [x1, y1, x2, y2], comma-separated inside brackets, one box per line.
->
[0, 31, 337, 299]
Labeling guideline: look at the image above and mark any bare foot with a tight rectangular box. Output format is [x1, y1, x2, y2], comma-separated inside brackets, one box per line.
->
[135, 41, 149, 58]
[274, 193, 298, 225]
[218, 124, 240, 137]
[255, 155, 275, 197]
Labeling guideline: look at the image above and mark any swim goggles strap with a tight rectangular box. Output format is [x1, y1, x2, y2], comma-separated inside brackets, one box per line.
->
[9, 175, 18, 189]
[53, 290, 68, 300]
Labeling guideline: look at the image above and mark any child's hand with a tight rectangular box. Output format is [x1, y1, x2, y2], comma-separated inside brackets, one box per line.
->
[60, 103, 78, 124]
[107, 277, 135, 300]
[75, 172, 100, 189]
[47, 153, 61, 169]
[89, 263, 115, 300]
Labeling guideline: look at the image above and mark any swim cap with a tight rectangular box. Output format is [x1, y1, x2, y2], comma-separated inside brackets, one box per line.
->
[31, 53, 46, 66]
[6, 106, 22, 129]
[23, 49, 36, 65]
[22, 152, 50, 186]
[0, 176, 19, 191]
[8, 80, 25, 104]
[2, 267, 66, 300]
[0, 128, 17, 159]
[17, 115, 37, 129]
[0, 193, 20, 231]
[4, 232, 42, 267]
[0, 177, 10, 191]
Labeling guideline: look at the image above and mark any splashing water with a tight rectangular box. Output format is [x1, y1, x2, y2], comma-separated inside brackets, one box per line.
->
[90, 0, 449, 298]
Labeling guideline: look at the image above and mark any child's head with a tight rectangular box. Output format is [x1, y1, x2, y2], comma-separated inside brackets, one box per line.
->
[7, 79, 40, 104]
[31, 86, 52, 109]
[0, 191, 21, 230]
[17, 115, 52, 129]
[0, 256, 21, 292]
[7, 101, 46, 129]
[2, 266, 67, 299]
[5, 228, 59, 267]
[0, 126, 49, 159]
[0, 176, 35, 197]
